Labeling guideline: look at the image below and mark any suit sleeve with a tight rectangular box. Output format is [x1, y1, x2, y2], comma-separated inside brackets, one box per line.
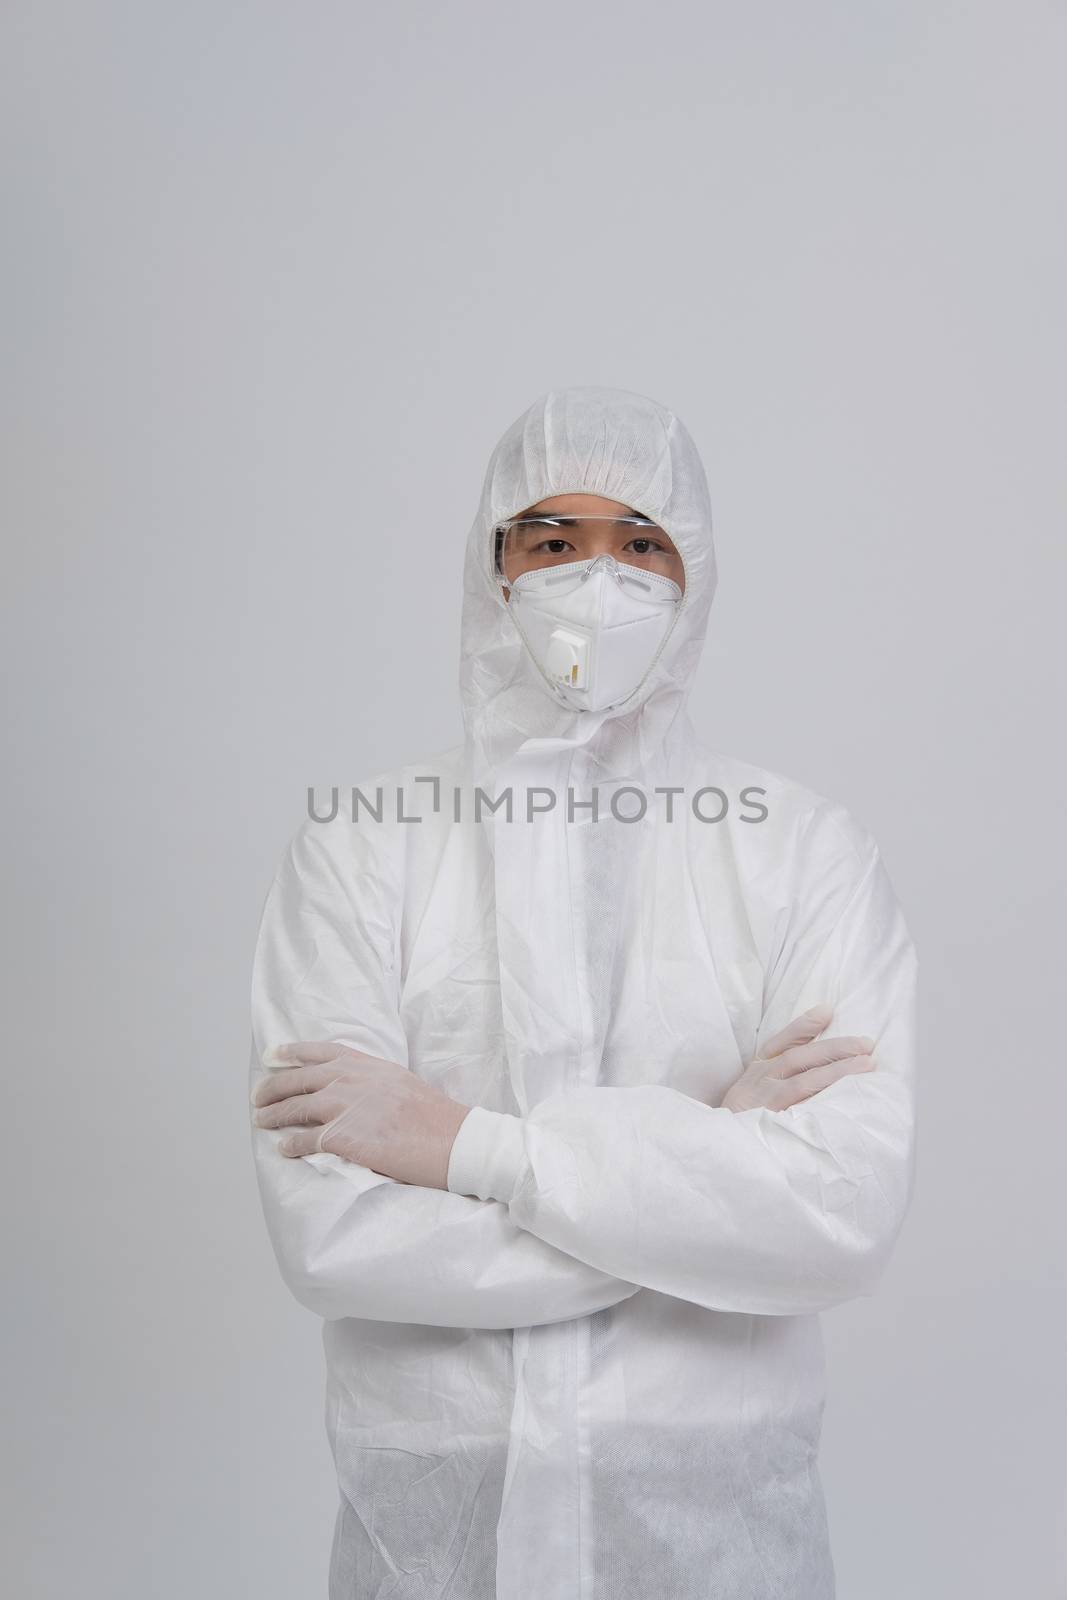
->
[446, 811, 919, 1317]
[250, 816, 641, 1329]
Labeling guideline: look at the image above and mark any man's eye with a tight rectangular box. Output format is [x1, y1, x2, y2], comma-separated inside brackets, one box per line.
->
[536, 539, 573, 554]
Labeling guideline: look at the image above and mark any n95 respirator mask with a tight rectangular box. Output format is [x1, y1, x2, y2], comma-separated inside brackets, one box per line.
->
[506, 553, 683, 712]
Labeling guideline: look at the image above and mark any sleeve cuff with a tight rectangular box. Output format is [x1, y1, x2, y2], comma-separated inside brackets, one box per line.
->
[446, 1106, 527, 1203]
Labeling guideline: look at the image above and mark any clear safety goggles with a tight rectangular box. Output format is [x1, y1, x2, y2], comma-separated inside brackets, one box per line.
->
[493, 515, 685, 594]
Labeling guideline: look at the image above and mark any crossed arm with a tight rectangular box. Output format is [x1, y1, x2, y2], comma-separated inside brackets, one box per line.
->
[250, 817, 917, 1328]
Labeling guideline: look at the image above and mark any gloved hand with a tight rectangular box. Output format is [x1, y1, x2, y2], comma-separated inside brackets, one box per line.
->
[721, 1004, 875, 1113]
[253, 1043, 473, 1190]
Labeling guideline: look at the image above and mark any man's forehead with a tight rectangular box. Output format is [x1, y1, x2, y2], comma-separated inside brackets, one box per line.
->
[520, 494, 648, 518]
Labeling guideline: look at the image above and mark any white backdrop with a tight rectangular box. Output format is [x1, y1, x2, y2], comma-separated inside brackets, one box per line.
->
[4, 3, 1065, 1596]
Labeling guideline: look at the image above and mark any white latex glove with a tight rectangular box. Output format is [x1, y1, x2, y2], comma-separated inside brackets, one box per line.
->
[721, 1004, 876, 1113]
[253, 1042, 473, 1191]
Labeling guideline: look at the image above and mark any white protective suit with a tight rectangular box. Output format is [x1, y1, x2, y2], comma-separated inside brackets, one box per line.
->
[250, 386, 918, 1600]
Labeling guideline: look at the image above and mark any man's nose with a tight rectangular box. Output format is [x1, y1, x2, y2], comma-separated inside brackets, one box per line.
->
[582, 551, 625, 581]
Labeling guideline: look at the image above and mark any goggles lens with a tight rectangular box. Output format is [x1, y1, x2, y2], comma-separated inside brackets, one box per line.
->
[495, 516, 684, 592]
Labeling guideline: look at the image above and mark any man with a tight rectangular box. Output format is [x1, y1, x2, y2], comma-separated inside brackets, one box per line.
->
[249, 385, 917, 1599]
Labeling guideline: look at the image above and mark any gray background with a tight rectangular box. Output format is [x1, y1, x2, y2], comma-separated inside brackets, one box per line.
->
[4, 3, 1065, 1596]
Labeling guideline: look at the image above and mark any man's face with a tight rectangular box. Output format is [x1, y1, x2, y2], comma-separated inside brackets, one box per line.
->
[496, 493, 684, 600]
